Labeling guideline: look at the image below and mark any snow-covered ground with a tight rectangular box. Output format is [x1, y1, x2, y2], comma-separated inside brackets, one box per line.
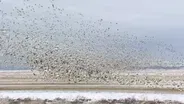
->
[0, 90, 183, 102]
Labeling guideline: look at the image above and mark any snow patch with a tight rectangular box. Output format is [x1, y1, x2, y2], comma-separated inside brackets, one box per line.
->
[0, 90, 183, 102]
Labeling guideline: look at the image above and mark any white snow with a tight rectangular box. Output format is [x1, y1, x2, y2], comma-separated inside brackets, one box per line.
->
[0, 90, 183, 102]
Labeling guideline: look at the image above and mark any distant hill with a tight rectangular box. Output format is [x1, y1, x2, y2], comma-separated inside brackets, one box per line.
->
[0, 65, 184, 70]
[0, 66, 29, 70]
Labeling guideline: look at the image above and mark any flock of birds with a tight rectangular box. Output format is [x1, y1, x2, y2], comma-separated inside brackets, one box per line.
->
[1, 0, 184, 83]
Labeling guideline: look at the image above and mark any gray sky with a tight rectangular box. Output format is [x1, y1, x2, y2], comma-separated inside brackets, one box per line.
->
[1, 0, 184, 69]
[1, 0, 184, 29]
[1, 0, 184, 51]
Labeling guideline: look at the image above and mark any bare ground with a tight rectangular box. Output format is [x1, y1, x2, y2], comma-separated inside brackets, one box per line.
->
[0, 69, 184, 93]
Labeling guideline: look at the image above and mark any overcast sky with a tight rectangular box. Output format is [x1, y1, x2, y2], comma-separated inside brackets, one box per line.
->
[1, 0, 184, 51]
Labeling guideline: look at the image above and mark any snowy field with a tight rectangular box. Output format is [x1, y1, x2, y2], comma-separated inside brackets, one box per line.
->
[0, 90, 184, 103]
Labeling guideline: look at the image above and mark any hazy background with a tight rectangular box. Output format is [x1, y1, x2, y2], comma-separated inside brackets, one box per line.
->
[1, 0, 184, 50]
[1, 0, 184, 70]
